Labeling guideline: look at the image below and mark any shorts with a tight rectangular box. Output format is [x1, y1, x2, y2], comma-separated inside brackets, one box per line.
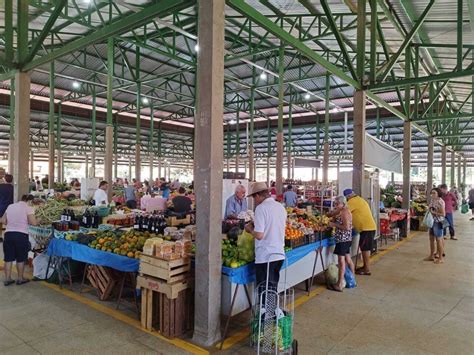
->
[334, 241, 352, 256]
[3, 232, 30, 263]
[359, 230, 376, 252]
[430, 222, 444, 238]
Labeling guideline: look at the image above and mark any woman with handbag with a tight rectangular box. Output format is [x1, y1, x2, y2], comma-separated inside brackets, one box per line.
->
[425, 188, 446, 264]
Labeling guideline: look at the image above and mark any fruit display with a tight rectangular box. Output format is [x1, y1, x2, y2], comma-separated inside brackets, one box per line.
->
[86, 229, 160, 259]
[412, 201, 428, 216]
[309, 215, 331, 231]
[222, 238, 248, 268]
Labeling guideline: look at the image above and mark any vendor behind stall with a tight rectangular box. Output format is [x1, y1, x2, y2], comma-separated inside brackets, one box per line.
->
[171, 187, 193, 214]
[224, 185, 248, 219]
[94, 181, 109, 206]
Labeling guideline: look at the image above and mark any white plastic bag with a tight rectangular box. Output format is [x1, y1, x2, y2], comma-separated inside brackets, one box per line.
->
[423, 211, 434, 228]
[32, 253, 54, 279]
[324, 263, 346, 288]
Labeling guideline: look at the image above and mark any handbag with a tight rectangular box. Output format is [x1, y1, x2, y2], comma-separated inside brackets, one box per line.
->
[423, 211, 434, 228]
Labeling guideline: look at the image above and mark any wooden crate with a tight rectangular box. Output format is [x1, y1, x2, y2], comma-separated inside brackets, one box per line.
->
[139, 255, 190, 283]
[166, 215, 191, 227]
[139, 276, 193, 337]
[86, 265, 119, 301]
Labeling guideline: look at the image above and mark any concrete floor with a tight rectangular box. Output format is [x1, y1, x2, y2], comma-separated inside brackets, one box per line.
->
[1, 213, 473, 354]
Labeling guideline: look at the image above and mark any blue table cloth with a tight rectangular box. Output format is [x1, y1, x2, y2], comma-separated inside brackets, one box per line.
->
[47, 238, 139, 272]
[222, 237, 335, 285]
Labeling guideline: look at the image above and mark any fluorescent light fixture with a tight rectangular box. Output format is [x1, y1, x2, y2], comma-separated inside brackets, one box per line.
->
[304, 93, 311, 100]
[259, 72, 267, 80]
[142, 97, 149, 104]
[194, 44, 199, 52]
[72, 81, 81, 89]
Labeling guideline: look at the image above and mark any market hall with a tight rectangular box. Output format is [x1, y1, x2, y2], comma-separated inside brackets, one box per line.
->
[0, 0, 473, 354]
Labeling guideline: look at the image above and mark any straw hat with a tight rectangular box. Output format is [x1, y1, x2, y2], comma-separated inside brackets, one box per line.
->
[248, 182, 269, 197]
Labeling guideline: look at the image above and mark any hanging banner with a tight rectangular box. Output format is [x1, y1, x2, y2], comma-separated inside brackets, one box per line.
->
[293, 158, 321, 168]
[365, 134, 402, 174]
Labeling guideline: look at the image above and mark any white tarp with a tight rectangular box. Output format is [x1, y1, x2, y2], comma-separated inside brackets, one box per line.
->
[365, 133, 402, 174]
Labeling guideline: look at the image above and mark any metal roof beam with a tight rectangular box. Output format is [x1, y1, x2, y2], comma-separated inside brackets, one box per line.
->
[21, 0, 194, 71]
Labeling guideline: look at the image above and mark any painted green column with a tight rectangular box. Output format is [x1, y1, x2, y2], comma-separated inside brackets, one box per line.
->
[90, 88, 97, 177]
[287, 101, 292, 180]
[135, 46, 142, 182]
[248, 68, 256, 181]
[157, 121, 162, 178]
[235, 103, 240, 173]
[104, 37, 114, 196]
[322, 73, 330, 184]
[8, 78, 15, 175]
[275, 45, 284, 194]
[56, 103, 62, 183]
[113, 115, 118, 180]
[149, 103, 154, 181]
[441, 145, 447, 185]
[402, 47, 411, 211]
[450, 150, 455, 188]
[48, 62, 55, 188]
[267, 118, 271, 186]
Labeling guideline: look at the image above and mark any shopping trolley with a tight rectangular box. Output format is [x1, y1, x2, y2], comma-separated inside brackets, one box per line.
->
[250, 253, 298, 354]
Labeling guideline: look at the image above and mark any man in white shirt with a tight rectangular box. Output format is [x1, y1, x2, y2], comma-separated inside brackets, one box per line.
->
[94, 181, 109, 206]
[245, 182, 286, 289]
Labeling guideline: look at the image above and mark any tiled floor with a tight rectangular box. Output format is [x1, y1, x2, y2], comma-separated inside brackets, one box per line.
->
[1, 212, 473, 354]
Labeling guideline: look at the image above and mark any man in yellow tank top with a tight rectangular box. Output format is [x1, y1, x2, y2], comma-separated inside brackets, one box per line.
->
[344, 189, 376, 276]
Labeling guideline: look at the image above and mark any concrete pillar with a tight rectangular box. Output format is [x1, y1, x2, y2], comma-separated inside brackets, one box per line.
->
[322, 142, 329, 184]
[57, 150, 62, 183]
[104, 125, 113, 196]
[114, 153, 118, 181]
[457, 154, 462, 189]
[29, 150, 34, 180]
[336, 158, 340, 182]
[441, 145, 447, 184]
[427, 136, 434, 201]
[450, 150, 455, 188]
[85, 155, 89, 179]
[8, 139, 14, 174]
[286, 152, 291, 180]
[402, 121, 411, 210]
[48, 133, 55, 188]
[352, 90, 366, 196]
[90, 149, 96, 178]
[13, 72, 30, 201]
[193, 0, 224, 345]
[157, 158, 161, 179]
[462, 158, 467, 197]
[128, 156, 132, 180]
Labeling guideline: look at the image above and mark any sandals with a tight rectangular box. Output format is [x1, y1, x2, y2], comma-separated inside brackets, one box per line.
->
[356, 269, 372, 276]
[434, 259, 444, 264]
[3, 280, 14, 286]
[16, 279, 30, 285]
[450, 237, 458, 240]
[327, 284, 343, 292]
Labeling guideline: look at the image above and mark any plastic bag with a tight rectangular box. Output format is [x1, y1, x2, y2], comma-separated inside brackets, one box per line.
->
[461, 203, 469, 214]
[32, 252, 55, 279]
[344, 267, 357, 288]
[423, 211, 434, 228]
[324, 263, 346, 288]
[237, 231, 255, 262]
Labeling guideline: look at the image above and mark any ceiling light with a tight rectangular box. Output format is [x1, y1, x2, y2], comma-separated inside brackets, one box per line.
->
[259, 72, 267, 80]
[229, 119, 236, 125]
[304, 93, 311, 100]
[72, 81, 81, 89]
[142, 97, 149, 104]
[414, 155, 418, 159]
[194, 44, 199, 52]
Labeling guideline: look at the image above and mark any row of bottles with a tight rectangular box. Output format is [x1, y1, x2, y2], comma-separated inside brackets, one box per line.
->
[81, 209, 100, 228]
[134, 213, 167, 233]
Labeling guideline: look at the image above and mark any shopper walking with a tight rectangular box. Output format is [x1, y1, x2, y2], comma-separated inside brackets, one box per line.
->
[326, 196, 355, 292]
[245, 182, 286, 289]
[1, 195, 38, 286]
[468, 186, 474, 220]
[343, 189, 376, 276]
[0, 174, 14, 243]
[439, 184, 457, 240]
[426, 188, 446, 264]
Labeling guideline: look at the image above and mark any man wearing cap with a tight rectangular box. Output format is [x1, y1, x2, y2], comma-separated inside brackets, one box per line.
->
[245, 182, 286, 289]
[343, 189, 376, 275]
